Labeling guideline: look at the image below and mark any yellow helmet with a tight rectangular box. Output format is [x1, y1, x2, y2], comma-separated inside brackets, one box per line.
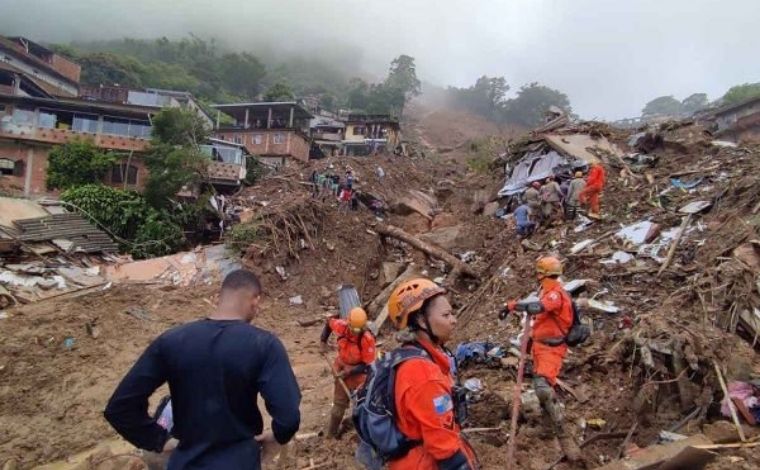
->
[387, 278, 446, 330]
[348, 307, 368, 332]
[536, 256, 562, 277]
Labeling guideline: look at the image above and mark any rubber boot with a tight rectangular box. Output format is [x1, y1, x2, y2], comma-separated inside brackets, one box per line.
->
[326, 403, 347, 438]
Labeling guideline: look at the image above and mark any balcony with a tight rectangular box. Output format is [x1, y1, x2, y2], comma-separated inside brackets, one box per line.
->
[312, 131, 343, 142]
[0, 122, 150, 152]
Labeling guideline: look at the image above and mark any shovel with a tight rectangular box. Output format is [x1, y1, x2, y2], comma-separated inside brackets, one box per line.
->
[506, 314, 533, 470]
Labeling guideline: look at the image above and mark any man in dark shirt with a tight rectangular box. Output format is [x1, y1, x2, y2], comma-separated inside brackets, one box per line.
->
[104, 270, 301, 469]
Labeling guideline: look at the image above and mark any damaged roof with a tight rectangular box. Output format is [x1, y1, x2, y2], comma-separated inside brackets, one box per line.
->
[543, 133, 621, 164]
[14, 213, 118, 253]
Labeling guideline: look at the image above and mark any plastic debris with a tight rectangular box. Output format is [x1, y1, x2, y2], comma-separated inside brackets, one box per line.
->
[289, 295, 303, 306]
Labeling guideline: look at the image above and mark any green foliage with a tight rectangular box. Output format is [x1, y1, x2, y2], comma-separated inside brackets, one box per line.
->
[151, 108, 210, 146]
[264, 82, 295, 101]
[503, 83, 572, 127]
[448, 76, 510, 121]
[78, 52, 147, 88]
[681, 93, 709, 114]
[60, 184, 185, 258]
[243, 156, 267, 185]
[384, 55, 421, 115]
[722, 83, 760, 106]
[46, 140, 117, 190]
[642, 95, 683, 117]
[143, 144, 206, 209]
[226, 222, 260, 253]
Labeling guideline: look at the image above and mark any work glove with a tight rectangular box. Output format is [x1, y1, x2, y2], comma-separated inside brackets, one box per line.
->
[498, 300, 518, 320]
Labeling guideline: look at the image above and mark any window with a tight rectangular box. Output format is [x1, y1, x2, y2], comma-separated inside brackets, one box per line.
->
[353, 126, 366, 136]
[233, 136, 243, 144]
[0, 158, 23, 176]
[11, 108, 35, 127]
[111, 164, 138, 185]
[273, 133, 284, 144]
[72, 113, 99, 133]
[252, 134, 263, 145]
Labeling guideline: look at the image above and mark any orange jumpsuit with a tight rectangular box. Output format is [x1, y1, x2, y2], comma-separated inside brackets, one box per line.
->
[579, 164, 606, 214]
[531, 279, 573, 386]
[391, 339, 478, 470]
[328, 318, 376, 398]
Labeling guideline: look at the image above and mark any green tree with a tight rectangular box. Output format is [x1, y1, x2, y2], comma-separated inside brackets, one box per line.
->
[384, 55, 421, 116]
[145, 108, 210, 208]
[264, 82, 295, 101]
[641, 95, 682, 117]
[219, 52, 266, 99]
[722, 83, 760, 106]
[448, 76, 510, 120]
[46, 140, 117, 190]
[503, 83, 572, 127]
[78, 52, 147, 87]
[681, 93, 709, 114]
[347, 78, 371, 111]
[151, 108, 210, 146]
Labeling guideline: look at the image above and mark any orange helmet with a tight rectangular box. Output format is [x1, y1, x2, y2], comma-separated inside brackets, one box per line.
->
[536, 256, 562, 277]
[387, 278, 446, 330]
[348, 307, 368, 332]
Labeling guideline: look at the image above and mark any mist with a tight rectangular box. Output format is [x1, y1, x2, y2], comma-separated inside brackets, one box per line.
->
[1, 0, 759, 120]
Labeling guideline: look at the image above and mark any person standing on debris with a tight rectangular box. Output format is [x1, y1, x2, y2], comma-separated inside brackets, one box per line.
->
[523, 182, 542, 223]
[579, 162, 606, 219]
[346, 169, 355, 189]
[384, 278, 479, 469]
[104, 270, 301, 470]
[501, 257, 583, 463]
[540, 176, 563, 225]
[513, 202, 536, 238]
[310, 170, 320, 198]
[565, 171, 586, 220]
[320, 307, 376, 438]
[338, 184, 353, 212]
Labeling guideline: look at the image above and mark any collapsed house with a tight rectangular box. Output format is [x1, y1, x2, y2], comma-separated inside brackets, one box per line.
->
[498, 126, 622, 197]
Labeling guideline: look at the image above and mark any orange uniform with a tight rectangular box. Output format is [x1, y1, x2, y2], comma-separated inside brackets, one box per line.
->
[531, 278, 573, 386]
[391, 339, 477, 470]
[579, 164, 606, 214]
[328, 318, 376, 389]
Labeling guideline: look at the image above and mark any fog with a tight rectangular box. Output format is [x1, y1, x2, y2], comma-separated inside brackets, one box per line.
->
[1, 0, 758, 120]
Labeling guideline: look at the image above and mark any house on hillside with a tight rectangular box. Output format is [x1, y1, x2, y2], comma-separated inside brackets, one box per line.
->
[309, 113, 344, 158]
[0, 95, 247, 196]
[342, 114, 400, 156]
[0, 36, 80, 98]
[212, 101, 313, 167]
[80, 85, 214, 128]
[710, 96, 760, 143]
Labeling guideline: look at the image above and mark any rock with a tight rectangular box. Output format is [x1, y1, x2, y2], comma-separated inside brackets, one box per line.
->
[483, 202, 500, 217]
[702, 420, 740, 443]
[381, 262, 405, 286]
[419, 225, 463, 250]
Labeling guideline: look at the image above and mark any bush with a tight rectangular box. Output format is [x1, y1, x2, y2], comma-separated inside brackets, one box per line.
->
[226, 223, 260, 253]
[47, 140, 116, 190]
[61, 184, 185, 258]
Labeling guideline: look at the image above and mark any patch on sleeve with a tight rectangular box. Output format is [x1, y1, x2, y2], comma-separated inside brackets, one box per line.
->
[432, 394, 453, 415]
[547, 292, 560, 302]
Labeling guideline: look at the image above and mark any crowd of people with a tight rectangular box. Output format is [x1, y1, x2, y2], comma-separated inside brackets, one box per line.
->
[514, 162, 607, 238]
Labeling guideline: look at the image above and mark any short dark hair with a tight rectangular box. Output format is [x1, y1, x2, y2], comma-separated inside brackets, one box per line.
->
[221, 269, 262, 294]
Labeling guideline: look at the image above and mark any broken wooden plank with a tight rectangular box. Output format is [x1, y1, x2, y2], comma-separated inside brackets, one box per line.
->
[713, 361, 747, 442]
[657, 213, 693, 278]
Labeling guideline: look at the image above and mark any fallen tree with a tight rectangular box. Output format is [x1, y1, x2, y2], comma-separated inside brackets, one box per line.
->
[375, 224, 479, 280]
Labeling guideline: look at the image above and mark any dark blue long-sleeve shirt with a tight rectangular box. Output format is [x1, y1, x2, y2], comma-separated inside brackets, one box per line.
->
[104, 319, 301, 469]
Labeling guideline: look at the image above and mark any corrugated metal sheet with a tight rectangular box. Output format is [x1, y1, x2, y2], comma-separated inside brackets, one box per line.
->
[14, 213, 118, 253]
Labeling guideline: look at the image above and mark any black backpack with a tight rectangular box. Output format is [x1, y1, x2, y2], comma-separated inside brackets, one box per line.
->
[564, 300, 591, 347]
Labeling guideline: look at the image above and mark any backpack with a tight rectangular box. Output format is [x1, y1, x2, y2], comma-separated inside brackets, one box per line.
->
[546, 293, 591, 347]
[564, 299, 591, 347]
[352, 346, 429, 463]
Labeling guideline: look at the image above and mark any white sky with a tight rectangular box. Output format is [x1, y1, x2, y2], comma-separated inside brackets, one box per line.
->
[1, 0, 759, 119]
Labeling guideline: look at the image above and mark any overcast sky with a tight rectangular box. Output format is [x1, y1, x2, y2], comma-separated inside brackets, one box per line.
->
[1, 0, 758, 119]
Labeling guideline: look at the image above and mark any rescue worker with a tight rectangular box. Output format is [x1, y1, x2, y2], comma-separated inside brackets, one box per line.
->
[513, 202, 535, 238]
[579, 163, 606, 219]
[565, 171, 586, 220]
[320, 307, 376, 438]
[523, 182, 542, 222]
[502, 257, 583, 463]
[386, 278, 479, 470]
[540, 176, 563, 225]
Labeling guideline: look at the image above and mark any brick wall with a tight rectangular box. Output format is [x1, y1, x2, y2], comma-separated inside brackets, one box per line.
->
[0, 141, 50, 196]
